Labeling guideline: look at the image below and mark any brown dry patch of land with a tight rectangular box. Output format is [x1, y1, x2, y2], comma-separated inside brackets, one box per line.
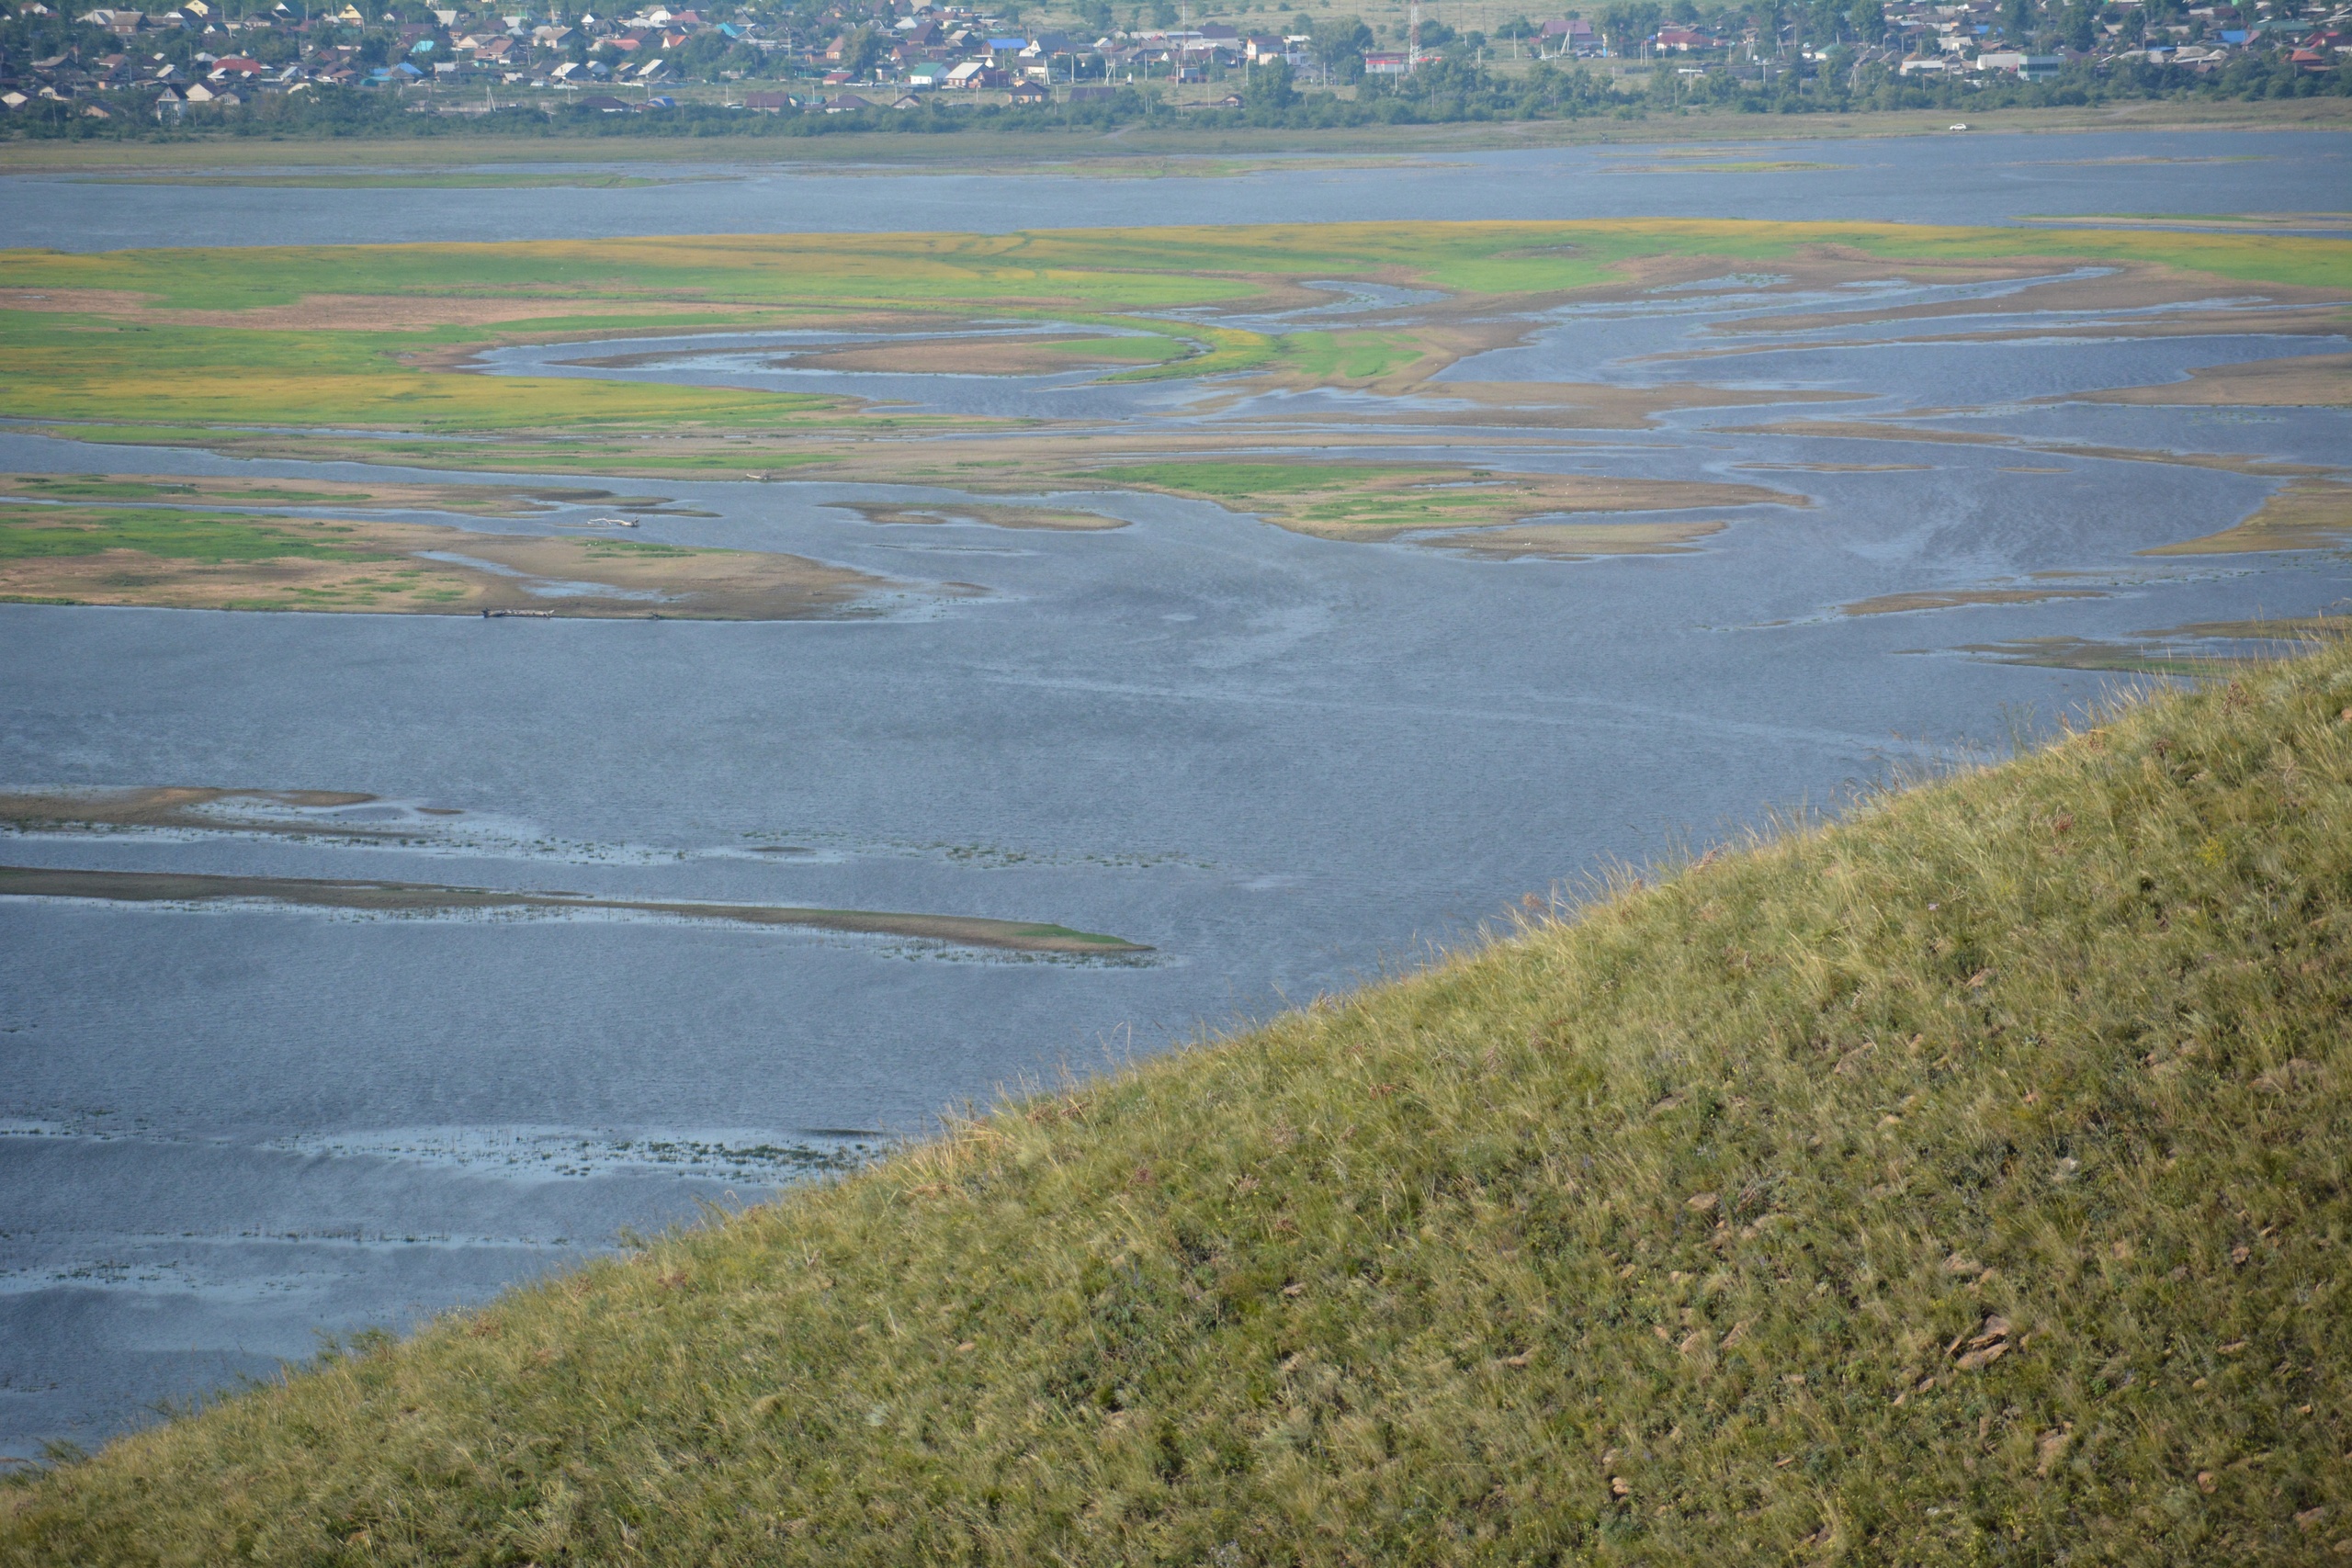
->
[2165, 615, 2352, 641]
[1957, 634, 2234, 674]
[794, 335, 1182, 375]
[843, 502, 1125, 531]
[1605, 161, 1847, 175]
[0, 288, 164, 314]
[0, 786, 381, 836]
[770, 427, 1622, 487]
[2077, 351, 2352, 409]
[444, 533, 890, 615]
[1268, 378, 1860, 430]
[1840, 586, 2108, 615]
[1745, 305, 2352, 358]
[0, 471, 633, 516]
[1735, 461, 1934, 473]
[1705, 260, 2352, 342]
[1716, 421, 2334, 478]
[1650, 305, 2352, 367]
[2140, 479, 2352, 555]
[1957, 615, 2348, 673]
[2024, 209, 2352, 221]
[0, 509, 888, 618]
[1413, 518, 1730, 559]
[0, 864, 1148, 954]
[545, 312, 1102, 374]
[1194, 368, 1856, 428]
[1584, 246, 2057, 302]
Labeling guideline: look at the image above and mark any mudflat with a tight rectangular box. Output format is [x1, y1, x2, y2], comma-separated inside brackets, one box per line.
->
[0, 865, 1149, 954]
[0, 505, 890, 618]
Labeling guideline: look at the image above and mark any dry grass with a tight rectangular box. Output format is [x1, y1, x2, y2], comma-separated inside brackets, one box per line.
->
[0, 505, 888, 618]
[2141, 479, 2352, 556]
[2083, 352, 2352, 410]
[1075, 460, 1800, 541]
[4, 647, 2349, 1564]
[1412, 519, 1729, 559]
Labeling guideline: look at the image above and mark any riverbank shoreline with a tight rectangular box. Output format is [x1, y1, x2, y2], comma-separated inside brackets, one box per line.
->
[3, 97, 2345, 175]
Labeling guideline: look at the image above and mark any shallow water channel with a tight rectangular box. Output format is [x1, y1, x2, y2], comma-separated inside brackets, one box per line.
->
[2, 130, 2348, 1460]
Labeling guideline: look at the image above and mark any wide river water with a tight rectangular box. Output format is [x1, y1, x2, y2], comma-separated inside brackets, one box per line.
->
[3, 128, 2347, 1460]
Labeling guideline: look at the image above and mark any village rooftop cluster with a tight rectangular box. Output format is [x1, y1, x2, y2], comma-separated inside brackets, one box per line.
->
[1, 0, 2345, 115]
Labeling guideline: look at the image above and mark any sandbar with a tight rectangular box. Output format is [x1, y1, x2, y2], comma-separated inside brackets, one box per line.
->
[0, 471, 644, 517]
[0, 865, 1149, 954]
[843, 502, 1125, 531]
[2079, 352, 2352, 410]
[0, 506, 891, 618]
[1840, 587, 2108, 615]
[2140, 479, 2352, 556]
[792, 335, 1183, 376]
[1414, 519, 1729, 559]
[0, 786, 387, 838]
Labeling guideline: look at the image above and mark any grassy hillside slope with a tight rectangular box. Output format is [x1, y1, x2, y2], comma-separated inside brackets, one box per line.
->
[6, 649, 2350, 1565]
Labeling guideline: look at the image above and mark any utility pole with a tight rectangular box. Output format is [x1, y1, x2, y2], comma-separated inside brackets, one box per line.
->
[1408, 0, 1418, 69]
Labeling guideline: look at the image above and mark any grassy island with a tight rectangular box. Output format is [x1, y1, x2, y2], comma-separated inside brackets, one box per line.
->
[2, 220, 2345, 607]
[5, 643, 2346, 1562]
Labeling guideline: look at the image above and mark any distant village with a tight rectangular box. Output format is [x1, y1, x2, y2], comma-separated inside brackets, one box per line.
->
[2, 0, 2345, 119]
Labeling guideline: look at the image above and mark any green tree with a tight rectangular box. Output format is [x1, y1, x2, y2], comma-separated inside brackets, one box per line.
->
[1848, 0, 1882, 43]
[835, 24, 881, 74]
[1313, 12, 1371, 78]
[1244, 53, 1295, 110]
[2062, 0, 2095, 51]
[1600, 0, 1659, 55]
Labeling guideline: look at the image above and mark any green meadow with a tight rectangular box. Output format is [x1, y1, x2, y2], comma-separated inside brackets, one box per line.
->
[4, 221, 2346, 443]
[0, 505, 384, 566]
[0, 311, 845, 434]
[4, 637, 2346, 1564]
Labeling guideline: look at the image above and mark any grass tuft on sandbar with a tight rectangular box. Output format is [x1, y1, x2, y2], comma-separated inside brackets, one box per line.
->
[5, 646, 2350, 1563]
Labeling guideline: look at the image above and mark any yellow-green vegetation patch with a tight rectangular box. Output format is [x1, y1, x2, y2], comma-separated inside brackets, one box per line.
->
[6, 645, 2348, 1562]
[0, 504, 385, 566]
[1267, 330, 1430, 383]
[0, 504, 884, 618]
[0, 312, 853, 434]
[0, 471, 630, 515]
[1082, 460, 1800, 541]
[0, 220, 2333, 474]
[2, 220, 2345, 444]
